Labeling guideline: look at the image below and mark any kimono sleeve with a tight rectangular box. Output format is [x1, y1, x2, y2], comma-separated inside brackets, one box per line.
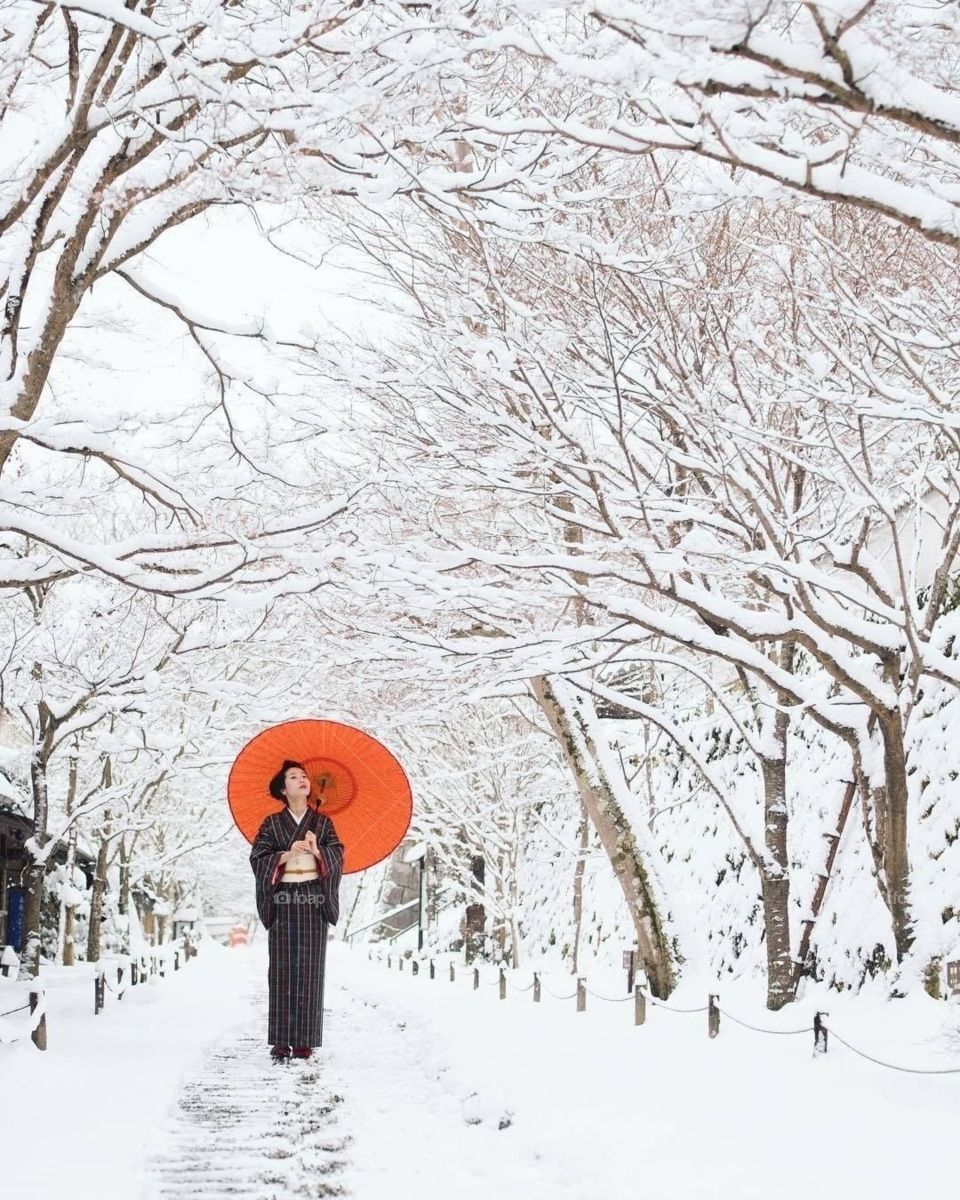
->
[313, 815, 345, 926]
[250, 816, 285, 930]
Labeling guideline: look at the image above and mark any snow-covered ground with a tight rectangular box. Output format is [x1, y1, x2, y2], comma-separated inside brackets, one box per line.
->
[2, 939, 958, 1200]
[0, 940, 254, 1196]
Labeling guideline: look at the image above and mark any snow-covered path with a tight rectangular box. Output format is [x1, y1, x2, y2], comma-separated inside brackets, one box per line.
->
[4, 936, 959, 1200]
[144, 943, 572, 1200]
[144, 992, 350, 1200]
[149, 941, 960, 1200]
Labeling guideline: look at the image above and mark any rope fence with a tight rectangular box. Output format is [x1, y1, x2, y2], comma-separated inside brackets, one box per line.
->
[0, 988, 46, 1050]
[542, 985, 578, 1001]
[370, 950, 960, 1078]
[720, 1009, 811, 1036]
[1, 932, 200, 1050]
[825, 1028, 960, 1075]
[94, 934, 196, 1014]
[648, 998, 710, 1015]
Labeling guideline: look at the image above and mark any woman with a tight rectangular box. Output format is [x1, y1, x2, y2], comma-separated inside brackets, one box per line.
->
[249, 759, 345, 1061]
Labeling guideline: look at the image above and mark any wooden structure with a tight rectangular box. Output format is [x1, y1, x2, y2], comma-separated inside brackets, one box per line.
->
[1, 797, 96, 952]
[172, 905, 200, 943]
[0, 799, 32, 951]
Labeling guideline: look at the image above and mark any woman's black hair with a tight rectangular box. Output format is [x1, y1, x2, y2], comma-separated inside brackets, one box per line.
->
[268, 759, 308, 805]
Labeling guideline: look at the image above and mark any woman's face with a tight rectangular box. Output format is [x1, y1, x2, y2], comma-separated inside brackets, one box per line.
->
[282, 766, 311, 803]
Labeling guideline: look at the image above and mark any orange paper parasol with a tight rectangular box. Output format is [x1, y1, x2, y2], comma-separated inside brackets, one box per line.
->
[228, 719, 412, 873]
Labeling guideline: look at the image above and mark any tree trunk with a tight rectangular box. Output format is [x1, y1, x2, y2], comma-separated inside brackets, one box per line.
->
[58, 827, 79, 966]
[531, 675, 679, 998]
[0, 286, 79, 475]
[56, 744, 80, 966]
[17, 748, 51, 980]
[63, 904, 77, 967]
[118, 837, 131, 956]
[759, 701, 792, 1010]
[507, 820, 522, 968]
[156, 889, 169, 945]
[86, 809, 112, 963]
[492, 849, 507, 959]
[464, 854, 485, 963]
[425, 846, 439, 928]
[572, 800, 588, 975]
[875, 710, 913, 961]
[141, 906, 156, 946]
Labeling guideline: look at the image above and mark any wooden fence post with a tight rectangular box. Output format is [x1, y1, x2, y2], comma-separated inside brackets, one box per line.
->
[814, 1012, 829, 1055]
[429, 959, 435, 980]
[577, 978, 586, 1012]
[533, 972, 541, 1003]
[117, 965, 124, 997]
[94, 970, 104, 1015]
[29, 990, 47, 1051]
[634, 985, 646, 1026]
[387, 954, 392, 969]
[473, 967, 479, 990]
[412, 960, 420, 975]
[449, 962, 455, 982]
[399, 956, 404, 971]
[131, 960, 139, 986]
[499, 968, 506, 1000]
[708, 994, 720, 1038]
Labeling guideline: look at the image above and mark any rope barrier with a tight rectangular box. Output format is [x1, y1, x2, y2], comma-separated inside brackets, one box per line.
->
[542, 984, 578, 1001]
[376, 956, 960, 1076]
[585, 987, 634, 1003]
[0, 1003, 31, 1018]
[97, 968, 122, 995]
[0, 991, 45, 1046]
[649, 999, 709, 1014]
[826, 1027, 960, 1075]
[721, 1009, 812, 1036]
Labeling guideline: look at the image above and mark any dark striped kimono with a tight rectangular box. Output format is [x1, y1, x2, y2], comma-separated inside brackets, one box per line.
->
[250, 805, 345, 1047]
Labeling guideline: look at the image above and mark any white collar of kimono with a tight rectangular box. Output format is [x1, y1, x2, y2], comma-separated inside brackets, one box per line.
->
[286, 807, 308, 825]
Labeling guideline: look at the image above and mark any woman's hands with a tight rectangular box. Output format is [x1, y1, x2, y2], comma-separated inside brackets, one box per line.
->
[279, 839, 312, 864]
[278, 834, 320, 866]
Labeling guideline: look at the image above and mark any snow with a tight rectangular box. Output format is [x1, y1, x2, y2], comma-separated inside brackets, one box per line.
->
[42, 0, 179, 41]
[0, 939, 253, 1193]
[2, 939, 958, 1199]
[1, 2, 959, 1192]
[340, 952, 960, 1199]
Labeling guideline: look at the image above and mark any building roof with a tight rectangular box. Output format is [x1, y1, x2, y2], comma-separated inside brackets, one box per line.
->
[0, 798, 32, 827]
[0, 800, 96, 865]
[0, 767, 26, 807]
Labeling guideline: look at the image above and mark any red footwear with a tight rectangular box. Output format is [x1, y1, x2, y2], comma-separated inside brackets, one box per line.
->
[292, 1046, 313, 1059]
[270, 1044, 291, 1060]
